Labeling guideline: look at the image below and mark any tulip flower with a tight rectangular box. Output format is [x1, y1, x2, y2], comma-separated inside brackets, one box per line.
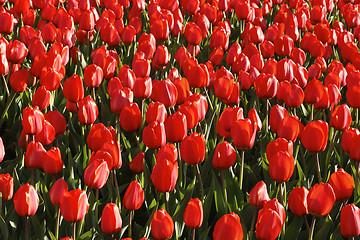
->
[151, 79, 178, 108]
[43, 147, 63, 175]
[151, 158, 178, 193]
[269, 105, 288, 133]
[14, 183, 39, 217]
[87, 123, 116, 152]
[183, 198, 203, 229]
[180, 133, 205, 165]
[44, 111, 67, 136]
[213, 141, 237, 170]
[217, 107, 244, 139]
[330, 104, 352, 131]
[328, 168, 354, 201]
[9, 69, 30, 93]
[213, 212, 243, 240]
[63, 75, 84, 103]
[123, 180, 144, 211]
[342, 128, 360, 154]
[269, 151, 295, 183]
[249, 181, 270, 208]
[84, 64, 103, 88]
[22, 106, 45, 135]
[340, 204, 360, 238]
[25, 141, 46, 169]
[120, 103, 141, 132]
[60, 189, 89, 224]
[84, 159, 109, 189]
[49, 178, 68, 207]
[151, 209, 174, 240]
[164, 112, 187, 143]
[101, 203, 122, 235]
[231, 119, 257, 150]
[255, 208, 283, 240]
[263, 199, 286, 225]
[129, 151, 144, 174]
[0, 173, 13, 201]
[277, 115, 303, 142]
[288, 186, 309, 216]
[307, 183, 335, 217]
[78, 95, 98, 125]
[7, 40, 28, 64]
[35, 120, 55, 146]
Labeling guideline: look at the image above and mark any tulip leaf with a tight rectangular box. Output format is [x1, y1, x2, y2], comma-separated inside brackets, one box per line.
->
[283, 216, 304, 240]
[78, 229, 94, 240]
[212, 171, 227, 216]
[314, 215, 333, 240]
[0, 215, 8, 240]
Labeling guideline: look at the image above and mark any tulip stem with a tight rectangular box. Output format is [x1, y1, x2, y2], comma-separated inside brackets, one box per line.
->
[25, 216, 29, 240]
[55, 207, 60, 240]
[72, 222, 77, 240]
[239, 150, 245, 190]
[133, 132, 141, 153]
[164, 192, 169, 212]
[95, 188, 99, 221]
[113, 170, 121, 209]
[1, 75, 9, 98]
[92, 88, 96, 103]
[220, 170, 227, 206]
[176, 143, 183, 187]
[315, 152, 322, 183]
[265, 99, 269, 133]
[304, 216, 310, 233]
[355, 162, 360, 200]
[278, 182, 284, 206]
[0, 91, 16, 123]
[325, 130, 337, 176]
[310, 104, 314, 121]
[192, 228, 195, 240]
[128, 210, 132, 238]
[195, 164, 204, 202]
[249, 208, 257, 240]
[309, 216, 316, 240]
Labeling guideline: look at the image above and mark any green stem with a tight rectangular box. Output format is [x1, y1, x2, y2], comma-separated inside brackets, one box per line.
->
[265, 99, 269, 133]
[177, 143, 183, 188]
[95, 188, 99, 221]
[249, 208, 257, 240]
[192, 228, 195, 240]
[164, 192, 169, 213]
[73, 222, 77, 240]
[221, 170, 227, 206]
[310, 104, 314, 121]
[128, 210, 132, 238]
[309, 216, 316, 240]
[1, 75, 9, 98]
[355, 161, 359, 200]
[0, 91, 16, 122]
[113, 170, 121, 209]
[25, 217, 29, 240]
[55, 207, 60, 239]
[304, 216, 310, 234]
[315, 152, 322, 184]
[239, 150, 245, 190]
[195, 164, 204, 202]
[278, 182, 284, 206]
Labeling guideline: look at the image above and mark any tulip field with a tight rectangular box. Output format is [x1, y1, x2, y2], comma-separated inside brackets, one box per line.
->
[3, 0, 360, 239]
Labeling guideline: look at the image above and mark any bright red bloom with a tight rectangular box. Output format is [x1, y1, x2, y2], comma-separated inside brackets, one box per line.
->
[213, 212, 243, 240]
[217, 107, 244, 139]
[269, 151, 295, 182]
[231, 119, 257, 150]
[255, 208, 283, 240]
[328, 168, 354, 201]
[330, 104, 352, 131]
[151, 209, 174, 240]
[151, 158, 178, 193]
[129, 151, 144, 173]
[101, 203, 122, 234]
[180, 132, 205, 165]
[78, 95, 98, 125]
[63, 75, 84, 103]
[0, 173, 13, 201]
[60, 189, 89, 222]
[183, 198, 203, 229]
[164, 112, 187, 143]
[35, 120, 55, 146]
[340, 204, 360, 238]
[14, 184, 39, 217]
[84, 64, 103, 88]
[307, 183, 336, 217]
[123, 180, 144, 211]
[213, 141, 237, 169]
[142, 121, 166, 149]
[288, 186, 309, 216]
[277, 115, 302, 142]
[32, 86, 51, 110]
[43, 147, 63, 175]
[249, 181, 270, 208]
[22, 106, 45, 135]
[49, 178, 68, 207]
[342, 128, 360, 154]
[84, 159, 109, 189]
[301, 120, 328, 152]
[120, 103, 141, 132]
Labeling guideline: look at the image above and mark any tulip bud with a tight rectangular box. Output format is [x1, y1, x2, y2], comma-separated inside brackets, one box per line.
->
[35, 120, 56, 146]
[49, 178, 68, 207]
[84, 159, 109, 189]
[231, 119, 257, 150]
[84, 64, 103, 88]
[307, 183, 336, 217]
[43, 147, 63, 175]
[330, 104, 352, 131]
[63, 75, 84, 103]
[249, 181, 270, 208]
[123, 180, 144, 211]
[301, 120, 328, 152]
[213, 212, 243, 240]
[164, 112, 187, 143]
[328, 168, 354, 201]
[255, 208, 283, 240]
[151, 209, 174, 240]
[213, 141, 237, 169]
[183, 198, 203, 229]
[14, 184, 39, 217]
[120, 102, 141, 132]
[151, 159, 178, 193]
[142, 121, 166, 150]
[129, 151, 144, 173]
[0, 173, 13, 200]
[180, 133, 205, 165]
[101, 203, 122, 234]
[78, 95, 98, 125]
[146, 102, 167, 124]
[288, 186, 309, 216]
[22, 106, 45, 135]
[340, 204, 360, 238]
[60, 189, 89, 222]
[87, 123, 116, 152]
[44, 111, 67, 136]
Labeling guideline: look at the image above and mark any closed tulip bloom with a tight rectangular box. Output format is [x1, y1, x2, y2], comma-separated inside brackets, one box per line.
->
[180, 133, 205, 165]
[10, 68, 30, 93]
[187, 93, 208, 122]
[330, 104, 352, 131]
[40, 67, 62, 91]
[87, 123, 116, 152]
[340, 204, 360, 238]
[151, 209, 174, 240]
[184, 22, 202, 45]
[44, 111, 67, 136]
[164, 112, 187, 143]
[142, 121, 166, 150]
[177, 102, 199, 129]
[328, 168, 354, 201]
[269, 105, 288, 133]
[213, 141, 237, 169]
[263, 199, 286, 225]
[7, 40, 28, 64]
[117, 65, 135, 90]
[101, 203, 122, 234]
[133, 77, 152, 99]
[25, 141, 46, 169]
[301, 120, 328, 152]
[307, 183, 336, 217]
[100, 141, 122, 170]
[22, 106, 45, 135]
[277, 115, 302, 142]
[123, 180, 144, 211]
[153, 45, 170, 70]
[231, 119, 257, 150]
[266, 138, 293, 163]
[0, 173, 13, 200]
[342, 128, 360, 154]
[217, 107, 244, 139]
[213, 76, 234, 101]
[120, 103, 141, 132]
[248, 108, 262, 131]
[84, 159, 109, 189]
[213, 212, 243, 240]
[49, 178, 68, 207]
[0, 12, 14, 34]
[249, 181, 270, 208]
[60, 189, 89, 222]
[43, 147, 63, 175]
[269, 151, 295, 182]
[130, 151, 144, 173]
[63, 75, 84, 103]
[288, 186, 309, 216]
[150, 19, 170, 43]
[14, 184, 39, 217]
[146, 102, 167, 124]
[183, 198, 203, 229]
[152, 79, 178, 108]
[151, 158, 178, 193]
[84, 64, 103, 88]
[255, 208, 283, 240]
[254, 74, 278, 99]
[78, 95, 98, 125]
[156, 143, 178, 164]
[347, 85, 360, 108]
[35, 120, 55, 146]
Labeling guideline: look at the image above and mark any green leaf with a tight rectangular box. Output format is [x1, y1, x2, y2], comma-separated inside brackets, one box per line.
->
[314, 215, 333, 240]
[212, 171, 226, 216]
[283, 216, 304, 240]
[0, 215, 9, 240]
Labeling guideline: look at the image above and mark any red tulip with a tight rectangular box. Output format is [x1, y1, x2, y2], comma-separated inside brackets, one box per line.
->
[249, 181, 270, 208]
[0, 12, 14, 34]
[63, 75, 84, 103]
[266, 138, 293, 163]
[217, 107, 244, 139]
[133, 77, 152, 99]
[277, 115, 302, 142]
[35, 120, 55, 146]
[164, 112, 187, 143]
[39, 67, 62, 91]
[123, 180, 144, 210]
[101, 203, 122, 234]
[180, 132, 205, 165]
[328, 168, 354, 201]
[142, 121, 166, 149]
[44, 111, 67, 136]
[49, 178, 68, 207]
[0, 173, 13, 200]
[60, 189, 89, 222]
[152, 45, 170, 70]
[151, 158, 178, 193]
[288, 186, 309, 216]
[231, 119, 257, 150]
[14, 184, 39, 217]
[347, 85, 360, 108]
[87, 123, 116, 152]
[117, 65, 135, 90]
[110, 88, 133, 114]
[78, 95, 98, 125]
[307, 183, 336, 217]
[84, 64, 103, 88]
[330, 104, 352, 131]
[120, 102, 141, 132]
[301, 120, 328, 152]
[342, 128, 360, 154]
[129, 151, 144, 173]
[213, 141, 237, 169]
[274, 35, 294, 56]
[43, 147, 63, 175]
[6, 40, 28, 64]
[263, 199, 286, 225]
[25, 141, 45, 169]
[340, 204, 360, 238]
[22, 106, 45, 135]
[184, 22, 203, 45]
[150, 19, 170, 43]
[9, 68, 30, 92]
[183, 198, 203, 229]
[156, 143, 178, 164]
[151, 79, 178, 108]
[146, 102, 167, 124]
[255, 208, 283, 240]
[213, 212, 243, 240]
[254, 73, 278, 99]
[84, 159, 109, 189]
[269, 151, 295, 182]
[187, 93, 208, 122]
[151, 209, 174, 240]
